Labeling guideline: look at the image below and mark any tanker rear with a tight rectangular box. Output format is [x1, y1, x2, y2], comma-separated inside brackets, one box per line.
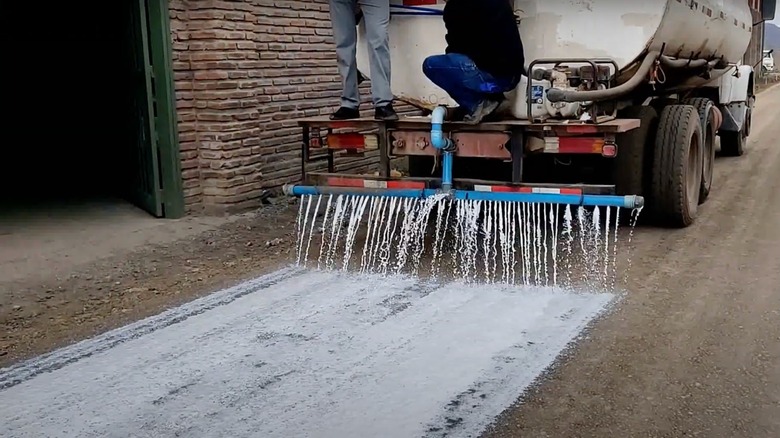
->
[356, 0, 753, 111]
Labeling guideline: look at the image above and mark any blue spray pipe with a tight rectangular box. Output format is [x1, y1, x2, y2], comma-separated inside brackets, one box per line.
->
[282, 184, 645, 209]
[431, 106, 455, 191]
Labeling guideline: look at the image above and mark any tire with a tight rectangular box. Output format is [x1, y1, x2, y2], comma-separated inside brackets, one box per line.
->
[720, 97, 752, 157]
[613, 106, 658, 197]
[650, 104, 703, 228]
[720, 130, 745, 157]
[682, 97, 716, 203]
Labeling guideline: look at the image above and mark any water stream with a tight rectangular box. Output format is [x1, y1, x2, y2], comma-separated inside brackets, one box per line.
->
[294, 194, 641, 291]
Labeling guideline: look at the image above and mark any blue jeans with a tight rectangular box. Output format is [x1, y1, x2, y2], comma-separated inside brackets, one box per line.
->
[422, 53, 520, 114]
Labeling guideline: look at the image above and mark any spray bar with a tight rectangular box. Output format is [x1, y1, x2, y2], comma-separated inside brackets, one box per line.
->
[287, 104, 644, 210]
[282, 184, 644, 209]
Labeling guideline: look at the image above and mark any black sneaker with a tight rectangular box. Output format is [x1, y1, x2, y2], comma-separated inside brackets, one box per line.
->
[330, 107, 360, 120]
[375, 105, 399, 121]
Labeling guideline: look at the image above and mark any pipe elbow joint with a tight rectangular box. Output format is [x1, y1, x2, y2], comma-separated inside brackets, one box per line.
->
[430, 106, 455, 151]
[431, 128, 454, 151]
[431, 106, 447, 125]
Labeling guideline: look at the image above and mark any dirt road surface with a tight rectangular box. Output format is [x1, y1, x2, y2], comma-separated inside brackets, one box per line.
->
[1, 84, 778, 437]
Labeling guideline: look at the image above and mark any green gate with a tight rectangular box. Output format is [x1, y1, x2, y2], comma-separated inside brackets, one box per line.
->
[125, 0, 183, 218]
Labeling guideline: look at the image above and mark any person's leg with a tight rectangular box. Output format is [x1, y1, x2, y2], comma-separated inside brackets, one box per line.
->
[422, 54, 481, 112]
[359, 0, 397, 120]
[422, 53, 499, 123]
[329, 0, 361, 119]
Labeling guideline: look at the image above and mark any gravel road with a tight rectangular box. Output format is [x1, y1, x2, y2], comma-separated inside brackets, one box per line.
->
[484, 84, 780, 438]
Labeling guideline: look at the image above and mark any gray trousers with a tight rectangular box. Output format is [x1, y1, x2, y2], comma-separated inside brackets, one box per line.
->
[329, 0, 393, 108]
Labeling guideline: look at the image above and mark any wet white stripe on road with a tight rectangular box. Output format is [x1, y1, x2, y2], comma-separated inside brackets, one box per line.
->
[0, 267, 614, 438]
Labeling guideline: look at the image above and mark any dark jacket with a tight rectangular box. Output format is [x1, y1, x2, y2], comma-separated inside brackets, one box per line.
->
[443, 0, 525, 79]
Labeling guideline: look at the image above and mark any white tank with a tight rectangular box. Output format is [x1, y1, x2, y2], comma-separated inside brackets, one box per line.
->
[356, 0, 754, 111]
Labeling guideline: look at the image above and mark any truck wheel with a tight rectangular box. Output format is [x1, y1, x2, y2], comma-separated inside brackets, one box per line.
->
[720, 97, 752, 157]
[650, 104, 703, 227]
[613, 105, 658, 196]
[720, 130, 745, 157]
[744, 96, 755, 137]
[682, 98, 716, 203]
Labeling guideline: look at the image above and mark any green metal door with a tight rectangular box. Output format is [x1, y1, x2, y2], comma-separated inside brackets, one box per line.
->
[125, 0, 163, 217]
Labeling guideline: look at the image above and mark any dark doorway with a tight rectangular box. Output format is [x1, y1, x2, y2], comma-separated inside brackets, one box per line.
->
[1, 0, 183, 218]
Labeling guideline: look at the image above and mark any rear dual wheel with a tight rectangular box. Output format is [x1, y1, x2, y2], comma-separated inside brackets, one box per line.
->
[681, 98, 716, 203]
[650, 104, 703, 227]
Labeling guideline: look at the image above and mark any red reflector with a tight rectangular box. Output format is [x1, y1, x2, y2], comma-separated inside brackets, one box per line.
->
[602, 144, 617, 157]
[327, 133, 366, 149]
[557, 137, 605, 154]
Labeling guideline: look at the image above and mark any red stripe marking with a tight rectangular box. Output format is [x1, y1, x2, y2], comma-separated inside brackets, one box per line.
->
[481, 185, 583, 195]
[326, 178, 425, 190]
[486, 186, 530, 193]
[387, 180, 426, 189]
[327, 177, 364, 188]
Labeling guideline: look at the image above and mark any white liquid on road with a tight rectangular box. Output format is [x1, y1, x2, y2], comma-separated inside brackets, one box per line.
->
[0, 267, 614, 438]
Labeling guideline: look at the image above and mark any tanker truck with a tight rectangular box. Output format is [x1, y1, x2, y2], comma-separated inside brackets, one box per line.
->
[286, 0, 777, 228]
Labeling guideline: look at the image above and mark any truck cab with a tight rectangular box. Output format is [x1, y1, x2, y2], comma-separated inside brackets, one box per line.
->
[764, 49, 775, 73]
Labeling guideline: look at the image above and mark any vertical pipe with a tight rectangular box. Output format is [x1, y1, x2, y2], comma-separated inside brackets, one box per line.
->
[442, 151, 453, 191]
[431, 106, 454, 191]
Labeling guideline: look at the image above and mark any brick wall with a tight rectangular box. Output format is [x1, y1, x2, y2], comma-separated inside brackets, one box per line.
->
[169, 0, 420, 214]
